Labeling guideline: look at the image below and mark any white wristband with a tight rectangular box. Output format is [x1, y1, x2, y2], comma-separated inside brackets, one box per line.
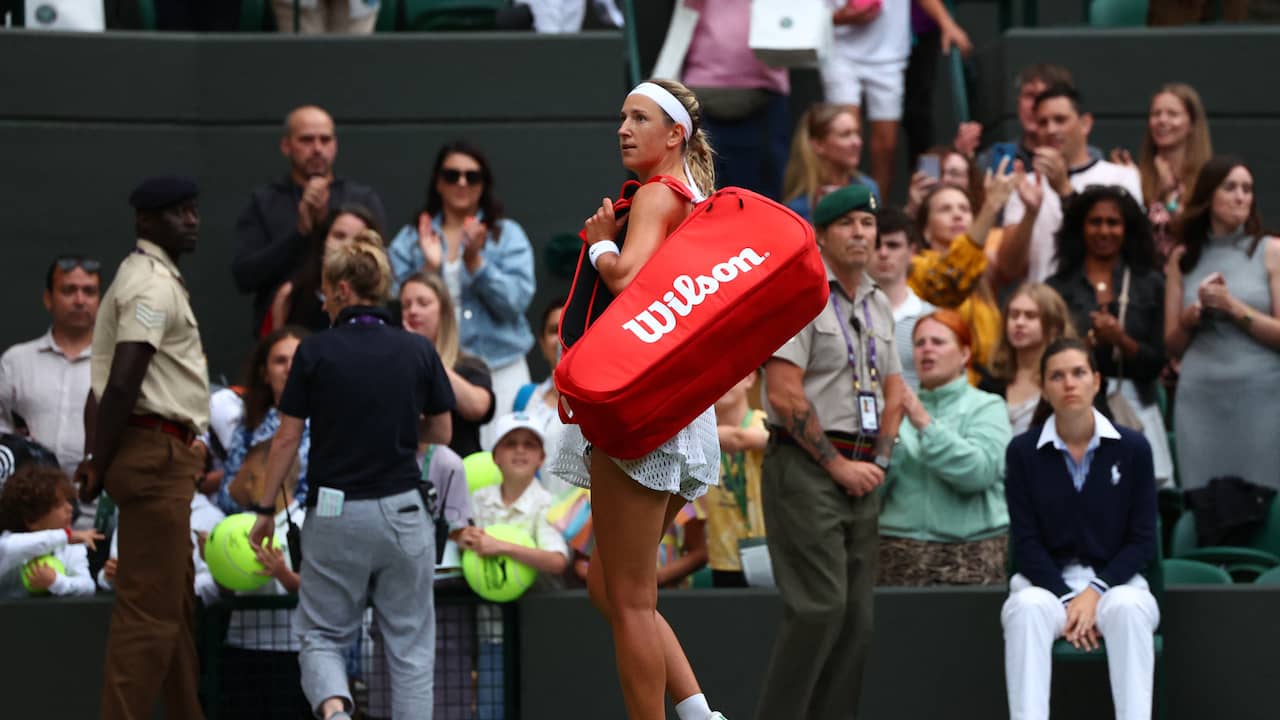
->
[588, 240, 620, 270]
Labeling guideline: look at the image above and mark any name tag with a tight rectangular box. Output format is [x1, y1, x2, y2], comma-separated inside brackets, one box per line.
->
[858, 391, 879, 434]
[316, 487, 345, 518]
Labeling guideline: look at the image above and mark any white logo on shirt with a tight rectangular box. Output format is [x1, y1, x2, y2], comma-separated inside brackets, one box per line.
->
[1111, 464, 1122, 485]
[621, 248, 770, 344]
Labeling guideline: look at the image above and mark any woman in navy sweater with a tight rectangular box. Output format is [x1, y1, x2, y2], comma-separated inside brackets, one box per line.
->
[1002, 337, 1159, 720]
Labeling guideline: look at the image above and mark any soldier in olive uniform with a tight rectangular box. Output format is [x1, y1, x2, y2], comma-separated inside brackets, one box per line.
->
[757, 185, 906, 720]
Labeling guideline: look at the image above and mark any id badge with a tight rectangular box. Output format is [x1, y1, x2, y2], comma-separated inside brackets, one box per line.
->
[316, 487, 345, 518]
[858, 391, 880, 434]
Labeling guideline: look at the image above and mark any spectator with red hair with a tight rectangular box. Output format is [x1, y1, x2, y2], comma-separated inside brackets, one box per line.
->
[877, 309, 1012, 587]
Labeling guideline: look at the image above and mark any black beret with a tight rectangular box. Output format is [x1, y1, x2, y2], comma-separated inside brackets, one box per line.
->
[128, 175, 199, 211]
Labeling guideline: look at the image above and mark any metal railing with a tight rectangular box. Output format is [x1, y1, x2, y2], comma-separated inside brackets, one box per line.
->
[198, 585, 519, 720]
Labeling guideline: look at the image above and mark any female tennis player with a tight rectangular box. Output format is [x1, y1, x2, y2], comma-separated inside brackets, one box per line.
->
[553, 78, 726, 720]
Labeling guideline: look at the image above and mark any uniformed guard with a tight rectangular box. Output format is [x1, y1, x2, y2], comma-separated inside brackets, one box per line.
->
[78, 175, 210, 720]
[755, 184, 906, 720]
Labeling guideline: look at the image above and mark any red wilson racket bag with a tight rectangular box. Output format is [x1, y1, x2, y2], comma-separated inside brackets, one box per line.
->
[555, 184, 829, 459]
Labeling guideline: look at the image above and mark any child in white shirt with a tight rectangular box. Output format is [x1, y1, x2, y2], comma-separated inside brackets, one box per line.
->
[0, 465, 102, 598]
[459, 413, 570, 575]
[456, 413, 570, 720]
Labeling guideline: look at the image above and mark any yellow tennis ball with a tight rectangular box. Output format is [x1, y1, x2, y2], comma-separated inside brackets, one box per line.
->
[461, 524, 538, 603]
[21, 554, 65, 595]
[205, 513, 281, 592]
[463, 451, 503, 494]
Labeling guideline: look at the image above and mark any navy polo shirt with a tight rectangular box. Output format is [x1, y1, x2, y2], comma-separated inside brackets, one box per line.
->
[279, 305, 455, 507]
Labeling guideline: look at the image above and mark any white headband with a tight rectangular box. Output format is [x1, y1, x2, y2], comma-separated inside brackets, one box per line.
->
[628, 82, 693, 141]
[627, 82, 706, 202]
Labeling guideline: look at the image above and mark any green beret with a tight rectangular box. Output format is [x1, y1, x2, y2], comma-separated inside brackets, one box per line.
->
[812, 184, 878, 228]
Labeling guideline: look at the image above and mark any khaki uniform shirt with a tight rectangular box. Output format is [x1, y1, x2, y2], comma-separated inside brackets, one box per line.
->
[91, 239, 210, 433]
[765, 264, 901, 434]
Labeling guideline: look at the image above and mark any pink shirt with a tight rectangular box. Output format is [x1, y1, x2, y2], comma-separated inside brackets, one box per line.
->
[681, 0, 790, 93]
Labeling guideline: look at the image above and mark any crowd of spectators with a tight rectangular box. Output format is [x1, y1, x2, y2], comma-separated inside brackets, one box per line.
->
[2, 3, 1279, 718]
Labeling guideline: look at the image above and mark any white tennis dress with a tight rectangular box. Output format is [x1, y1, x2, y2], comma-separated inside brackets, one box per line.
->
[551, 405, 721, 502]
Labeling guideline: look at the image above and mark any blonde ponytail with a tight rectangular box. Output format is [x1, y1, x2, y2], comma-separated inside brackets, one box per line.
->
[649, 78, 717, 198]
[323, 229, 391, 304]
[686, 126, 717, 198]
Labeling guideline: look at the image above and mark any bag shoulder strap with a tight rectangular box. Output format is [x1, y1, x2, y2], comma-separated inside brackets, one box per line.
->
[1112, 267, 1132, 375]
[1117, 267, 1132, 321]
[648, 174, 696, 203]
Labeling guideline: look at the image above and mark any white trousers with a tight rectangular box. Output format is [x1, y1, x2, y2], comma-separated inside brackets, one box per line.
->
[1002, 565, 1160, 720]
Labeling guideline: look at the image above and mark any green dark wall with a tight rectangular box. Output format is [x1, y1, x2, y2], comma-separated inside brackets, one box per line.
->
[3, 585, 1276, 718]
[521, 586, 1280, 719]
[0, 30, 630, 380]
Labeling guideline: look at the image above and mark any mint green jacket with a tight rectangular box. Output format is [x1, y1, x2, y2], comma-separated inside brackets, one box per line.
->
[880, 375, 1012, 543]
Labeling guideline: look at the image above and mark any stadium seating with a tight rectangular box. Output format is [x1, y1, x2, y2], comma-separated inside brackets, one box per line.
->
[1162, 558, 1233, 585]
[403, 0, 507, 31]
[1087, 0, 1149, 26]
[133, 0, 277, 30]
[1170, 500, 1280, 582]
[1253, 565, 1280, 585]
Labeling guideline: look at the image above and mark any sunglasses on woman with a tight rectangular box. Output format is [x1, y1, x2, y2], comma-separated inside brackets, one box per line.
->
[439, 169, 484, 186]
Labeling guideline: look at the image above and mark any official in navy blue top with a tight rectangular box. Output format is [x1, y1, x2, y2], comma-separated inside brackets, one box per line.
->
[246, 232, 454, 511]
[1001, 336, 1161, 720]
[248, 233, 453, 719]
[278, 303, 454, 506]
[1006, 410, 1157, 599]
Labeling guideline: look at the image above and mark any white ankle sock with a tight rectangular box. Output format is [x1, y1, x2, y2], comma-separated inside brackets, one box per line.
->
[675, 693, 712, 720]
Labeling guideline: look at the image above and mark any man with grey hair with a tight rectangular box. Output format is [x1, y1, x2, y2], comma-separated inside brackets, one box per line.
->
[232, 105, 385, 335]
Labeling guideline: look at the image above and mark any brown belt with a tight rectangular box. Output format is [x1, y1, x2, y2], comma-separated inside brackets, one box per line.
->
[128, 414, 195, 445]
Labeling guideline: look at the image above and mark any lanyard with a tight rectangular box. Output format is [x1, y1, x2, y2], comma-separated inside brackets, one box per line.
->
[420, 444, 437, 482]
[346, 313, 386, 326]
[829, 294, 879, 393]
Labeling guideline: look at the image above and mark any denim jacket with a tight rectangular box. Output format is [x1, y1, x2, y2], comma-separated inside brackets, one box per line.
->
[388, 214, 536, 369]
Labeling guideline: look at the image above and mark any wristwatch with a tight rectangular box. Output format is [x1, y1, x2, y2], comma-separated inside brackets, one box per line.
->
[873, 455, 891, 471]
[248, 502, 276, 517]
